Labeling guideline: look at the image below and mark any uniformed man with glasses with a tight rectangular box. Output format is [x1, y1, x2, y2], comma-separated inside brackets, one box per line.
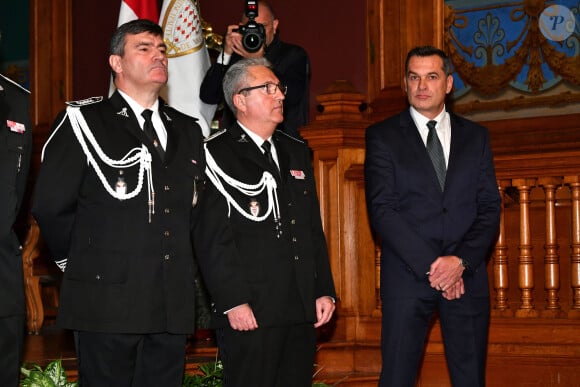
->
[195, 57, 336, 387]
[200, 1, 310, 139]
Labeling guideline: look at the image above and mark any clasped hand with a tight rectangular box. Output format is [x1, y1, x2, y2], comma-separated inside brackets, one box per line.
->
[428, 255, 465, 300]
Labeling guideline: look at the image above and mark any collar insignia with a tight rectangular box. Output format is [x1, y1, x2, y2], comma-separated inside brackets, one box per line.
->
[117, 107, 129, 117]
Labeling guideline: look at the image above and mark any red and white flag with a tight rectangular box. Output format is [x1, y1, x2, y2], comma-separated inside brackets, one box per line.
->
[118, 0, 159, 25]
[159, 0, 216, 136]
[110, 0, 160, 95]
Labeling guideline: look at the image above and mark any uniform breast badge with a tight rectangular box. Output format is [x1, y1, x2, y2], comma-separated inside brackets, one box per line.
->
[249, 199, 260, 217]
[115, 170, 127, 195]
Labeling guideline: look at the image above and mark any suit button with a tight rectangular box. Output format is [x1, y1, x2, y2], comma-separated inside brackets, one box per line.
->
[292, 237, 297, 242]
[294, 256, 299, 260]
[164, 208, 170, 214]
[95, 274, 101, 280]
[164, 231, 170, 237]
[291, 219, 296, 225]
[164, 254, 170, 261]
[164, 185, 170, 191]
[303, 190, 308, 195]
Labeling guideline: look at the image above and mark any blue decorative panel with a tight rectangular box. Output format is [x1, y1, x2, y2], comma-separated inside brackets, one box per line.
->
[445, 0, 579, 101]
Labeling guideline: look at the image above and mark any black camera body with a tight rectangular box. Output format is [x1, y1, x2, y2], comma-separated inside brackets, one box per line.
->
[234, 0, 266, 53]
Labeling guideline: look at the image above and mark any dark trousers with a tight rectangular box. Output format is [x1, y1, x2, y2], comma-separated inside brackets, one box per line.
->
[217, 323, 316, 387]
[76, 331, 187, 387]
[0, 314, 25, 387]
[379, 291, 490, 387]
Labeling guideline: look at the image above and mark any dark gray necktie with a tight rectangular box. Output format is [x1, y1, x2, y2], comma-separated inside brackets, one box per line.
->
[426, 120, 446, 191]
[141, 109, 165, 160]
[261, 140, 280, 177]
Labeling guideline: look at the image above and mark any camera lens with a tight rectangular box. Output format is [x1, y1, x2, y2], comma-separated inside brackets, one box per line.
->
[243, 32, 263, 52]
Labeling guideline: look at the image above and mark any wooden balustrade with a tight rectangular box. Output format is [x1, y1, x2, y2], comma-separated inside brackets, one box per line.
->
[302, 89, 580, 384]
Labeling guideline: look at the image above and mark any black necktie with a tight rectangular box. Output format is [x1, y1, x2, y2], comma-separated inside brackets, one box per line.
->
[141, 109, 165, 160]
[261, 140, 280, 177]
[426, 120, 446, 191]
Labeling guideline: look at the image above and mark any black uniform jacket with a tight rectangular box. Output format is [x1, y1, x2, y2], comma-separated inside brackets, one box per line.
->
[0, 75, 32, 318]
[32, 91, 205, 334]
[195, 124, 336, 328]
[200, 36, 310, 138]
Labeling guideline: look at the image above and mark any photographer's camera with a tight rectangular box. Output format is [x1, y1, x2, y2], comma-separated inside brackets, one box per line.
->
[234, 0, 266, 53]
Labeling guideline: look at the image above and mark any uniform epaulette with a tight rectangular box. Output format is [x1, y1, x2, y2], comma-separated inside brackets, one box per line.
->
[66, 96, 104, 107]
[276, 129, 304, 144]
[0, 74, 30, 94]
[204, 129, 227, 142]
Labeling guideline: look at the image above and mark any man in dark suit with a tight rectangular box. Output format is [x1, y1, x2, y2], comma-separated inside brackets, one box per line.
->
[0, 72, 32, 386]
[195, 57, 335, 387]
[32, 20, 206, 387]
[200, 0, 310, 138]
[364, 46, 501, 387]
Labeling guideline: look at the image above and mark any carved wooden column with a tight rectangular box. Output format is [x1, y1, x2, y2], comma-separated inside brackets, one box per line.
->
[564, 176, 580, 319]
[373, 241, 382, 317]
[492, 179, 512, 316]
[538, 177, 565, 317]
[301, 80, 372, 342]
[513, 178, 539, 317]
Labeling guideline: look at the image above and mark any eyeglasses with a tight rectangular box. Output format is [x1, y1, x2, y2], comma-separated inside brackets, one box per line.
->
[237, 82, 287, 96]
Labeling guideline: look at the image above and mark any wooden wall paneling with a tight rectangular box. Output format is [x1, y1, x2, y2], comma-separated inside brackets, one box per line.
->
[367, 0, 444, 121]
[30, 0, 73, 171]
[305, 89, 580, 384]
[25, 0, 73, 334]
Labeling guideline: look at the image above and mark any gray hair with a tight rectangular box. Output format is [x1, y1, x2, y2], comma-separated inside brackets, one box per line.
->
[222, 57, 273, 116]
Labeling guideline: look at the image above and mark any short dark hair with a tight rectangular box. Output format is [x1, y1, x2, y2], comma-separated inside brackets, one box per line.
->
[405, 46, 451, 76]
[110, 19, 164, 57]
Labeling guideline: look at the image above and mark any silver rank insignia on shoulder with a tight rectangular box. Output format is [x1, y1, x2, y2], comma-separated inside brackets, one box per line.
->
[204, 129, 226, 143]
[66, 96, 103, 107]
[163, 112, 172, 121]
[249, 199, 260, 217]
[117, 107, 129, 117]
[238, 133, 248, 143]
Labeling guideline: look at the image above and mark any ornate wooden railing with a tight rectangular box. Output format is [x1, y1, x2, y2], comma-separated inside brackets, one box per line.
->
[303, 81, 580, 386]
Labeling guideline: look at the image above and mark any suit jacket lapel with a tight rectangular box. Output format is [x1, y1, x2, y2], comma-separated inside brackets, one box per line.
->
[109, 91, 148, 144]
[228, 123, 280, 181]
[159, 102, 179, 165]
[0, 90, 9, 140]
[109, 91, 166, 163]
[400, 110, 443, 193]
[446, 112, 467, 189]
[273, 132, 288, 184]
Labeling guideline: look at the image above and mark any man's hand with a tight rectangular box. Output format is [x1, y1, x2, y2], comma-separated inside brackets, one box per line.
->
[226, 303, 258, 331]
[429, 255, 465, 293]
[441, 278, 465, 300]
[314, 296, 336, 328]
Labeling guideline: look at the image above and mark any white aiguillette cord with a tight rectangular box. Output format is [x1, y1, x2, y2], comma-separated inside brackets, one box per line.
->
[65, 106, 156, 222]
[204, 143, 281, 224]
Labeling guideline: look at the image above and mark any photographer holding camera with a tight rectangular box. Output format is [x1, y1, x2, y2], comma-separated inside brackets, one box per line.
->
[200, 1, 310, 139]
